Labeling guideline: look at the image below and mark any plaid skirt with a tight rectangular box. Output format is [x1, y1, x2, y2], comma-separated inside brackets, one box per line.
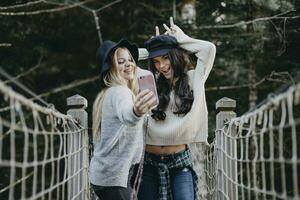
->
[143, 148, 199, 200]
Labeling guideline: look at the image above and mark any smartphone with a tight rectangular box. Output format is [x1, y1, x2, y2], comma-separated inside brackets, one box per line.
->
[137, 74, 159, 104]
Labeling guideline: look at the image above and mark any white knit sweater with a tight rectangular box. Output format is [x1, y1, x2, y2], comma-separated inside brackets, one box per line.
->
[90, 86, 144, 187]
[146, 30, 216, 145]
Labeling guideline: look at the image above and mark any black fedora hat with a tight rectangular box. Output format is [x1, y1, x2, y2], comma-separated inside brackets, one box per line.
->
[96, 39, 139, 75]
[144, 35, 178, 58]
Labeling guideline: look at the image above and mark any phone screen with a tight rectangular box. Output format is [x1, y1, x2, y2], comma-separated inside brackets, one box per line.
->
[137, 74, 159, 104]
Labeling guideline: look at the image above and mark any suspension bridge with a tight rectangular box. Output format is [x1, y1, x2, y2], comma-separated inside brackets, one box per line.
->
[0, 77, 299, 199]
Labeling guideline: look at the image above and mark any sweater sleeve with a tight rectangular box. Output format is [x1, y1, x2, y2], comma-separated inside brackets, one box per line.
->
[108, 86, 141, 125]
[166, 25, 216, 84]
[180, 37, 216, 83]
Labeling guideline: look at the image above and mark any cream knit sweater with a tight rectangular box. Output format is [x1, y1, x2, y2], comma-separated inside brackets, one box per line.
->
[146, 28, 216, 145]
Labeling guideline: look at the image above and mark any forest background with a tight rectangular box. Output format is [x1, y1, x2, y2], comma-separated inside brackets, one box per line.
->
[0, 0, 299, 141]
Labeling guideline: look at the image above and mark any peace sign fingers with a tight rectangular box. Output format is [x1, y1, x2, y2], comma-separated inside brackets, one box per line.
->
[163, 23, 171, 33]
[155, 26, 160, 36]
[170, 17, 175, 27]
[151, 17, 182, 39]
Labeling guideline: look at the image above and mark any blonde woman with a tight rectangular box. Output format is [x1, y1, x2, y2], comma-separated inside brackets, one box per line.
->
[90, 39, 157, 200]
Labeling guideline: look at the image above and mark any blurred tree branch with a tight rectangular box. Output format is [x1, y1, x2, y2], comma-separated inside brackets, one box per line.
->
[0, 43, 11, 47]
[0, 0, 122, 45]
[74, 0, 123, 45]
[206, 71, 294, 91]
[3, 55, 43, 84]
[198, 10, 299, 29]
[26, 70, 294, 98]
[0, 0, 95, 16]
[0, 0, 43, 10]
[35, 75, 99, 98]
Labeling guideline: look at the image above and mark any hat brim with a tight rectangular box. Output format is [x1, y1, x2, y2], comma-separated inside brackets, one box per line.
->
[97, 39, 139, 76]
[113, 39, 139, 63]
[101, 39, 139, 74]
[148, 48, 173, 59]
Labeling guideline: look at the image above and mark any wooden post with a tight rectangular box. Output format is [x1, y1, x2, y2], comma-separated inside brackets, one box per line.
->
[216, 97, 237, 200]
[67, 94, 89, 200]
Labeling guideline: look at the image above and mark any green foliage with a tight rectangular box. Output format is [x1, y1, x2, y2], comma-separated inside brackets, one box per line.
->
[0, 0, 299, 135]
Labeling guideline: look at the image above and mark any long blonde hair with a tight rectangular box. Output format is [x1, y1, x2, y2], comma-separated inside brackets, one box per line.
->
[92, 47, 138, 143]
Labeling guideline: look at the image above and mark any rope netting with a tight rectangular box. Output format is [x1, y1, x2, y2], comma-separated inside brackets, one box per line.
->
[202, 82, 300, 200]
[1, 69, 299, 200]
[0, 81, 90, 200]
[190, 142, 211, 199]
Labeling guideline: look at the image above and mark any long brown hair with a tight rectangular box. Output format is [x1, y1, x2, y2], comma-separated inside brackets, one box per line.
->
[149, 47, 194, 120]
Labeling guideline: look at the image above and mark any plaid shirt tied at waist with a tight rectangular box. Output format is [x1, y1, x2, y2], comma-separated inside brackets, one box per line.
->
[144, 148, 199, 200]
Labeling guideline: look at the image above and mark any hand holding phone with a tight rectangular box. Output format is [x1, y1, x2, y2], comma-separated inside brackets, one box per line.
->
[137, 74, 159, 105]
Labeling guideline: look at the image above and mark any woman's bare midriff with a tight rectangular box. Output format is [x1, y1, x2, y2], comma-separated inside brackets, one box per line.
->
[145, 144, 186, 155]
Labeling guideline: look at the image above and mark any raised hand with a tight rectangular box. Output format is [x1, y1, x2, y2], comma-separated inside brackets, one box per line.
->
[155, 26, 160, 36]
[163, 16, 175, 33]
[150, 25, 160, 39]
[153, 17, 177, 38]
[162, 17, 187, 41]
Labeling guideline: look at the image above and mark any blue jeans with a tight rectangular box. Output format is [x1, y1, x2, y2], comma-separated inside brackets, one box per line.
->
[138, 164, 195, 200]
